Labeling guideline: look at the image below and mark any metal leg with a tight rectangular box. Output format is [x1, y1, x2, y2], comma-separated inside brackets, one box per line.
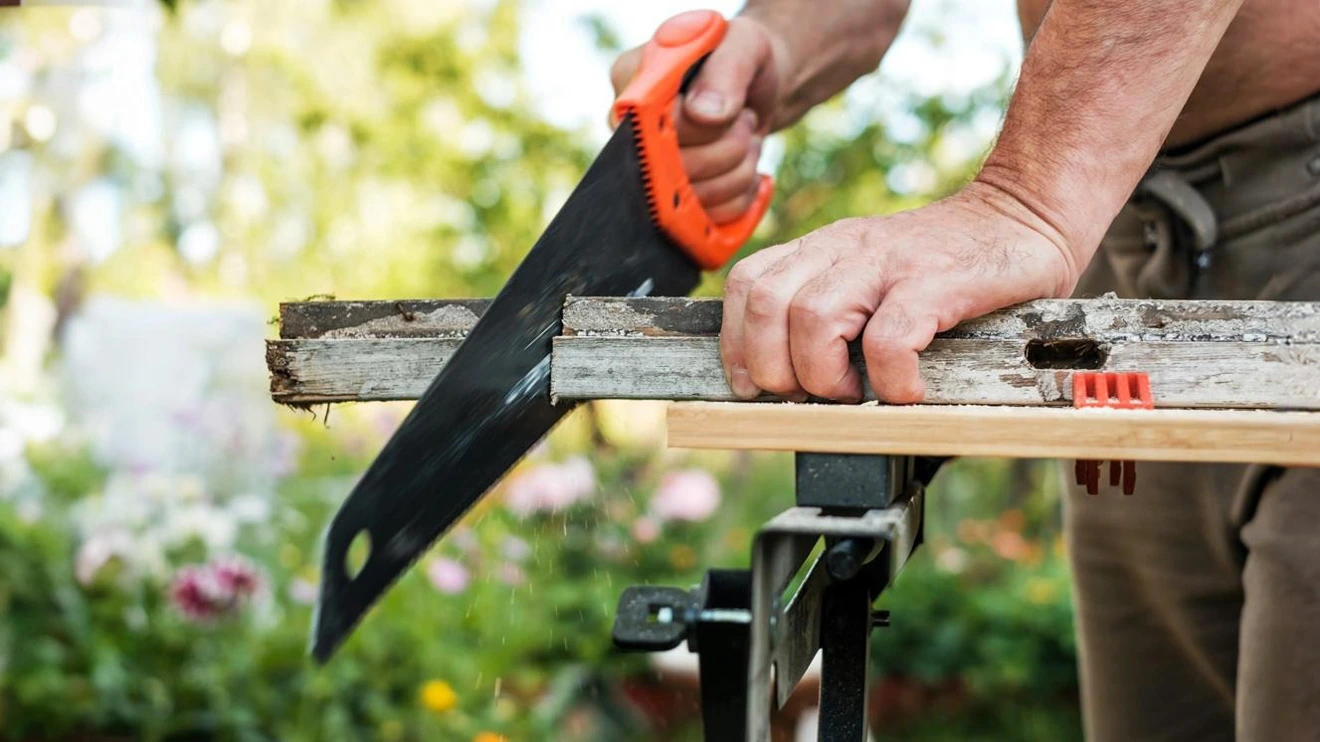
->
[818, 576, 874, 741]
[695, 570, 752, 741]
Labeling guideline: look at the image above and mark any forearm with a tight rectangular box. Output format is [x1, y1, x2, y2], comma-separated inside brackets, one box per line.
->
[740, 0, 911, 129]
[975, 0, 1244, 286]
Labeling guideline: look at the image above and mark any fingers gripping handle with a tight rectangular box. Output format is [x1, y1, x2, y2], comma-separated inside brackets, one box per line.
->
[614, 10, 774, 270]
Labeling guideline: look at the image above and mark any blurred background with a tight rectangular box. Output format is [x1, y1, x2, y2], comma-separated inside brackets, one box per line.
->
[0, 0, 1081, 739]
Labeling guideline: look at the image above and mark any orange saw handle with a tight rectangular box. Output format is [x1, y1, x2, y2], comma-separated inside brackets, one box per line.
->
[613, 10, 774, 270]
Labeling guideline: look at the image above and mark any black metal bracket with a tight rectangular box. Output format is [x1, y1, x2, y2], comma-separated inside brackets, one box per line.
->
[612, 452, 939, 741]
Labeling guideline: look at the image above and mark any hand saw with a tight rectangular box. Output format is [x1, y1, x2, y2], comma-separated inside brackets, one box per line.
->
[312, 10, 774, 661]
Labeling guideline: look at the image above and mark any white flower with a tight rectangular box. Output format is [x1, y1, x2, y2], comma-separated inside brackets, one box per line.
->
[160, 503, 237, 549]
[75, 529, 135, 586]
[227, 494, 270, 523]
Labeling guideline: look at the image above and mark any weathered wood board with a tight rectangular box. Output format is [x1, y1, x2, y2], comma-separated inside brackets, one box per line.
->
[666, 402, 1320, 466]
[267, 297, 1320, 409]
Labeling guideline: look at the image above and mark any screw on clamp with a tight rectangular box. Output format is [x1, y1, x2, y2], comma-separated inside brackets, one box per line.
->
[1072, 371, 1153, 495]
[611, 586, 696, 651]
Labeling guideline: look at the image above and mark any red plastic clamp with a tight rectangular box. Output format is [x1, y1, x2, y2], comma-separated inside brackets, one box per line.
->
[1073, 372, 1153, 495]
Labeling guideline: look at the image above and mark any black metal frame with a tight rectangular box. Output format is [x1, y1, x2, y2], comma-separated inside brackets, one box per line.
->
[612, 452, 939, 741]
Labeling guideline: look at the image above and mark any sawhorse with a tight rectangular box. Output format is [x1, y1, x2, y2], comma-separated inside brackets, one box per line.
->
[612, 452, 943, 741]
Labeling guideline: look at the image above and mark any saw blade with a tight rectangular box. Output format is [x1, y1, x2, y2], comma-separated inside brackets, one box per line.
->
[312, 116, 700, 661]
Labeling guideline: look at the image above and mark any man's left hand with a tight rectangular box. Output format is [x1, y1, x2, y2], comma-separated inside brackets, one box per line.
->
[720, 182, 1080, 404]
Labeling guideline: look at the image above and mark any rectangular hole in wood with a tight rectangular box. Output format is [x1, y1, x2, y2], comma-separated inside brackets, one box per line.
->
[1024, 339, 1108, 370]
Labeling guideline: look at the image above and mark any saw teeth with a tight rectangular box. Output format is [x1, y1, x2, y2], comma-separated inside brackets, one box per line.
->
[622, 109, 661, 226]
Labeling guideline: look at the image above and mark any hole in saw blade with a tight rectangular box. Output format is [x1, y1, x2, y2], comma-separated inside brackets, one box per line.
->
[345, 529, 372, 580]
[1024, 338, 1108, 370]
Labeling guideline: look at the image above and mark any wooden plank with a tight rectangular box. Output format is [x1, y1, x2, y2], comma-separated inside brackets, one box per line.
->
[550, 336, 1320, 408]
[666, 402, 1320, 466]
[267, 338, 460, 404]
[279, 299, 488, 339]
[269, 296, 1320, 407]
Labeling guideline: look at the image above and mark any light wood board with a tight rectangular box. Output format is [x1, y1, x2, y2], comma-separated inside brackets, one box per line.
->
[666, 402, 1320, 465]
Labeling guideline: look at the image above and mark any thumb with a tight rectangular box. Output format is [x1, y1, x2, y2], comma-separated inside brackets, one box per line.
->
[682, 19, 776, 127]
[607, 45, 644, 128]
[609, 46, 643, 97]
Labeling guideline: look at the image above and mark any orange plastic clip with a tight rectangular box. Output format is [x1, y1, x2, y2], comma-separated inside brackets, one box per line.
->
[1073, 372, 1153, 495]
[613, 11, 774, 270]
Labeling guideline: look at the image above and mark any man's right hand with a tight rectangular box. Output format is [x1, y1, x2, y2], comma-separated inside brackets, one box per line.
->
[609, 15, 789, 224]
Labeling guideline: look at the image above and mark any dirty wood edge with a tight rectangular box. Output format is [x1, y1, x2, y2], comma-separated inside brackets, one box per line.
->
[278, 299, 491, 339]
[277, 296, 1320, 341]
[666, 402, 1320, 465]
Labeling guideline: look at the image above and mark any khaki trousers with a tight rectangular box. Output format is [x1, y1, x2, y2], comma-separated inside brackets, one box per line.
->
[1066, 92, 1320, 741]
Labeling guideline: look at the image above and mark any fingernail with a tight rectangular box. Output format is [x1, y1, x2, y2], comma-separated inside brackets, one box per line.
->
[688, 90, 726, 118]
[728, 367, 759, 399]
[740, 109, 759, 131]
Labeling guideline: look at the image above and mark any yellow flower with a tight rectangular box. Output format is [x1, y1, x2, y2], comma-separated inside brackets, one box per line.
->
[419, 679, 458, 713]
[669, 545, 696, 571]
[1026, 577, 1058, 605]
[473, 734, 508, 742]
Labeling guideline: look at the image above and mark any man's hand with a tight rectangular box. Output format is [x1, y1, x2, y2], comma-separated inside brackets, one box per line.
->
[720, 183, 1076, 403]
[610, 16, 787, 224]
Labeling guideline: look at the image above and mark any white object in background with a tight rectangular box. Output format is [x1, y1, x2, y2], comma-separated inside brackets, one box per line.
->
[60, 295, 281, 493]
[0, 150, 34, 248]
[1, 283, 57, 395]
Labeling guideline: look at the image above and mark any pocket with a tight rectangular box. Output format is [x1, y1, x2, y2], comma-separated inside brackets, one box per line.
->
[1207, 192, 1320, 301]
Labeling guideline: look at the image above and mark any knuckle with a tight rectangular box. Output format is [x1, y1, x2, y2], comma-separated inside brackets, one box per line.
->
[789, 293, 834, 326]
[725, 262, 757, 292]
[748, 368, 798, 396]
[800, 372, 845, 401]
[707, 194, 754, 224]
[745, 282, 791, 320]
[609, 53, 637, 91]
[862, 331, 901, 360]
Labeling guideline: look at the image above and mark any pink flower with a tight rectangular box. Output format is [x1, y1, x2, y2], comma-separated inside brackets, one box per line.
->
[426, 558, 470, 594]
[497, 563, 526, 586]
[170, 566, 226, 621]
[269, 432, 303, 478]
[168, 556, 265, 622]
[450, 527, 480, 554]
[288, 578, 319, 605]
[631, 516, 661, 544]
[650, 470, 721, 523]
[212, 556, 264, 597]
[371, 404, 407, 438]
[501, 536, 531, 562]
[504, 457, 596, 516]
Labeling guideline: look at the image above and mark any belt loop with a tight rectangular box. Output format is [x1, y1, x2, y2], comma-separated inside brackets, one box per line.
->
[1136, 170, 1219, 255]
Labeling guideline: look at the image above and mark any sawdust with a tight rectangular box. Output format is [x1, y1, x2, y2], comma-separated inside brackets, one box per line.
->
[322, 304, 479, 339]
